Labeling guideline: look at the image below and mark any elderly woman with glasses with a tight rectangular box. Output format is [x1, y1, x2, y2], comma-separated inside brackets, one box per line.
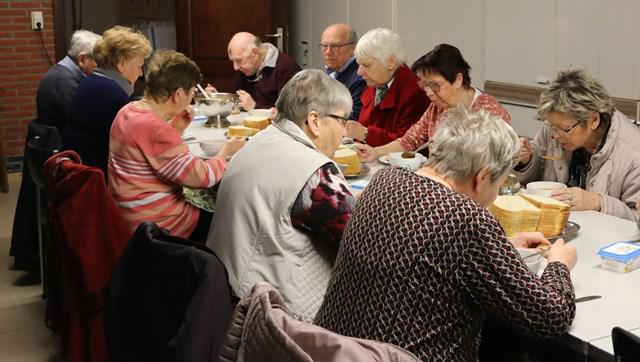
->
[357, 43, 511, 161]
[109, 50, 245, 241]
[207, 69, 356, 322]
[314, 106, 577, 361]
[344, 28, 429, 147]
[516, 68, 640, 221]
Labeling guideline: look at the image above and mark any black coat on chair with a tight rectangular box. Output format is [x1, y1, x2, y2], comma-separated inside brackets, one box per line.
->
[106, 222, 233, 362]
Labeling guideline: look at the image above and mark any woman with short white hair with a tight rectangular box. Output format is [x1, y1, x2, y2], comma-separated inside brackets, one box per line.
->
[344, 28, 429, 146]
[208, 69, 356, 321]
[315, 106, 577, 360]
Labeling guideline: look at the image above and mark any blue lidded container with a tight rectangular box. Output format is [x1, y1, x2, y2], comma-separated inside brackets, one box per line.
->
[598, 241, 640, 273]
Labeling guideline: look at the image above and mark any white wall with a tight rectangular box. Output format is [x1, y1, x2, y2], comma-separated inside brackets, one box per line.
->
[290, 0, 640, 98]
[289, 0, 640, 134]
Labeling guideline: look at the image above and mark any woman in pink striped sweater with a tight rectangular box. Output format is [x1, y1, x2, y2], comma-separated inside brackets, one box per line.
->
[109, 50, 245, 241]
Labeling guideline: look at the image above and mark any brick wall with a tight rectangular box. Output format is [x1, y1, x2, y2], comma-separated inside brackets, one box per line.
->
[0, 0, 55, 162]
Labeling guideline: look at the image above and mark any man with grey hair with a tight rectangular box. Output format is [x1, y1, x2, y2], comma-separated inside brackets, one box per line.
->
[36, 29, 101, 129]
[10, 29, 101, 280]
[345, 27, 429, 146]
[225, 31, 300, 111]
[320, 23, 365, 120]
[208, 69, 355, 321]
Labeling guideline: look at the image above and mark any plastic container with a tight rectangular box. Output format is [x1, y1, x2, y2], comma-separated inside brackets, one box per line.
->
[597, 241, 640, 273]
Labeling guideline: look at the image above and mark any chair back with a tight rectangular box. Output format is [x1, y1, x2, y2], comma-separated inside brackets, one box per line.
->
[26, 125, 61, 189]
[106, 222, 232, 362]
[612, 326, 640, 361]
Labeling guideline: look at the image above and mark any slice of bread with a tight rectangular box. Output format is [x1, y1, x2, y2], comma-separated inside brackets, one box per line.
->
[519, 193, 570, 237]
[242, 115, 270, 130]
[333, 147, 361, 176]
[490, 195, 541, 238]
[227, 125, 259, 138]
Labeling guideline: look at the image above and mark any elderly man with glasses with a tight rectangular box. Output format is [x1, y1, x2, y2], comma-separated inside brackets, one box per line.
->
[224, 32, 301, 111]
[320, 23, 366, 120]
[516, 68, 640, 221]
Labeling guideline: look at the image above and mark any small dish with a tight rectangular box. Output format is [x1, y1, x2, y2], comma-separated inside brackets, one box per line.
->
[525, 181, 567, 197]
[344, 164, 371, 180]
[378, 154, 391, 165]
[248, 108, 273, 118]
[547, 221, 581, 241]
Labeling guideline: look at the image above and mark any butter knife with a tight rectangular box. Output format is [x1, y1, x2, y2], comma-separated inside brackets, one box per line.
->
[575, 295, 602, 303]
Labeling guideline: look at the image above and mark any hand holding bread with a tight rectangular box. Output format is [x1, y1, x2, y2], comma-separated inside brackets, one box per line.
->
[168, 105, 194, 135]
[216, 136, 246, 159]
[355, 143, 376, 163]
[546, 238, 577, 271]
[510, 231, 551, 249]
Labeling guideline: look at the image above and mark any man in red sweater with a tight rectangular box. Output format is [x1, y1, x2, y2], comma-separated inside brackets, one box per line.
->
[226, 32, 301, 111]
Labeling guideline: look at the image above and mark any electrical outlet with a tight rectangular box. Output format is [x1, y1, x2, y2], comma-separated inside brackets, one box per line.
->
[31, 11, 43, 30]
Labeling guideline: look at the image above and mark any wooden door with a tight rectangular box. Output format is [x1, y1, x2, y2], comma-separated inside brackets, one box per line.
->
[176, 0, 289, 92]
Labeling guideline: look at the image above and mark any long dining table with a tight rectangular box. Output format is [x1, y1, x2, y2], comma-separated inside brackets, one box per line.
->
[184, 120, 640, 360]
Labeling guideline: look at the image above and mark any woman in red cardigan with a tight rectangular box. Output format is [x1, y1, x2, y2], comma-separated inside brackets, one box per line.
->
[345, 28, 430, 147]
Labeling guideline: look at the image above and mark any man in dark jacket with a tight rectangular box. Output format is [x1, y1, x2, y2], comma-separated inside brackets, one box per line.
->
[36, 29, 101, 129]
[320, 23, 366, 120]
[10, 30, 100, 278]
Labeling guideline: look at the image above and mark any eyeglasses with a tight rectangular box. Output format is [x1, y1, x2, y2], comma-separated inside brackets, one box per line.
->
[318, 42, 354, 51]
[419, 79, 447, 93]
[326, 113, 349, 127]
[545, 119, 581, 134]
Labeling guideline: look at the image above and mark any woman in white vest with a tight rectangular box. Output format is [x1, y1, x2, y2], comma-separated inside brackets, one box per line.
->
[207, 69, 355, 321]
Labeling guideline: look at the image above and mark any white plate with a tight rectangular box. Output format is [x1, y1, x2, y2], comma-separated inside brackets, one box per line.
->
[378, 154, 391, 165]
[227, 112, 248, 125]
[193, 114, 208, 122]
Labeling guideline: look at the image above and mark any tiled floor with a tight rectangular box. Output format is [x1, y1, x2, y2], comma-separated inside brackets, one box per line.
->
[0, 178, 62, 361]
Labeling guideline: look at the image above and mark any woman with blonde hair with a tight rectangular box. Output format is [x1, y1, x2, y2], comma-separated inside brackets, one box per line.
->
[64, 25, 152, 178]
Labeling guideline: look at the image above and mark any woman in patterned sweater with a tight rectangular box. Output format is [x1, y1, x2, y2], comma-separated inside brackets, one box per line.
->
[109, 50, 245, 241]
[357, 43, 511, 162]
[314, 106, 577, 361]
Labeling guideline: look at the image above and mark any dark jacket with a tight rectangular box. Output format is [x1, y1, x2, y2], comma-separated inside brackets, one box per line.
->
[63, 74, 130, 177]
[358, 65, 430, 147]
[334, 59, 366, 121]
[106, 222, 233, 362]
[36, 57, 84, 129]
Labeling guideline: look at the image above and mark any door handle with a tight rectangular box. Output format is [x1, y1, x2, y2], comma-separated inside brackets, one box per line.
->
[264, 27, 284, 52]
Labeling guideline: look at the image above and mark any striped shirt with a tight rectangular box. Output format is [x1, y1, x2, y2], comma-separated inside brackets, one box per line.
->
[109, 102, 226, 237]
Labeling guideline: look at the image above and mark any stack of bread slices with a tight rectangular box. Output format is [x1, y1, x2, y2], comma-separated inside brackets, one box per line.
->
[490, 193, 570, 238]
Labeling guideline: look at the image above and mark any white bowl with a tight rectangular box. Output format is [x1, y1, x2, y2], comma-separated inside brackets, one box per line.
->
[249, 108, 273, 118]
[525, 181, 567, 197]
[388, 152, 426, 171]
[517, 247, 544, 274]
[199, 139, 225, 156]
